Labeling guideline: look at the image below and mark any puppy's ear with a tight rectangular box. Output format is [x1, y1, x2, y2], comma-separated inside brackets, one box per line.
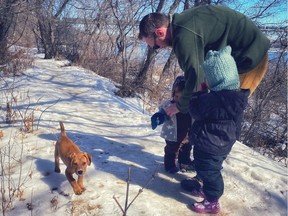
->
[68, 153, 76, 166]
[85, 153, 92, 166]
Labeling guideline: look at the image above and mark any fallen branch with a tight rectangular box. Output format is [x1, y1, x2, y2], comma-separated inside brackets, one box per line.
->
[113, 164, 159, 216]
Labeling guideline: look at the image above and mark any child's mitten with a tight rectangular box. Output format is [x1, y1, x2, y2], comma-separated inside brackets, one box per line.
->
[151, 109, 169, 130]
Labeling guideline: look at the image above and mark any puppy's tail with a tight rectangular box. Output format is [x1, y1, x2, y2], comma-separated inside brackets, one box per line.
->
[59, 121, 66, 137]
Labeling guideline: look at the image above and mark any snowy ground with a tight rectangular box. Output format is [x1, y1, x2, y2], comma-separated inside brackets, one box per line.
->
[0, 55, 287, 216]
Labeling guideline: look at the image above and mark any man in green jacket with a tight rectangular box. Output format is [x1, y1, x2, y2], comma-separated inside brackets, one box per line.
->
[138, 5, 270, 116]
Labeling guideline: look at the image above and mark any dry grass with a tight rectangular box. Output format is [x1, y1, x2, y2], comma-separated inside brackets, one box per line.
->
[50, 196, 59, 210]
[1, 49, 33, 76]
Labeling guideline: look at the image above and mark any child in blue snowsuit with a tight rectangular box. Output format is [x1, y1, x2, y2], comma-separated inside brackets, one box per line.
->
[151, 76, 194, 173]
[185, 46, 249, 214]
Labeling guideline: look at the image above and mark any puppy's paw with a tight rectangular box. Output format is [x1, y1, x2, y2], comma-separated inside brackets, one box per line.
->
[73, 187, 84, 195]
[72, 183, 85, 195]
[81, 187, 86, 192]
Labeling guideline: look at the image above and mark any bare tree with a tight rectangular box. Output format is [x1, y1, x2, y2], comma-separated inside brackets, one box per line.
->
[242, 26, 287, 159]
[0, 0, 27, 65]
[109, 0, 148, 96]
[31, 0, 71, 59]
[0, 0, 16, 64]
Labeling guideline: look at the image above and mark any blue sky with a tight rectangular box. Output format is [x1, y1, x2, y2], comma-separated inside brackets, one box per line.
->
[228, 0, 287, 26]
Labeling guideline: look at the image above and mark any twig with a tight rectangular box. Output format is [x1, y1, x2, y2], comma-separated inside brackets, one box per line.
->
[113, 196, 124, 213]
[124, 166, 131, 215]
[125, 164, 159, 211]
[36, 98, 61, 130]
[30, 189, 33, 216]
[113, 165, 159, 215]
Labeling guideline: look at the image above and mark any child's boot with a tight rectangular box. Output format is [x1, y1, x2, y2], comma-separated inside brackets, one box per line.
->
[191, 187, 205, 198]
[191, 199, 220, 214]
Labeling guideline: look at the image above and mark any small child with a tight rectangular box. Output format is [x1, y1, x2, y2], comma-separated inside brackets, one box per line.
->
[183, 46, 249, 214]
[151, 76, 194, 173]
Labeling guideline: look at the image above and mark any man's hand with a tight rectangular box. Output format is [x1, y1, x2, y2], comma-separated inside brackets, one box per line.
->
[164, 103, 179, 117]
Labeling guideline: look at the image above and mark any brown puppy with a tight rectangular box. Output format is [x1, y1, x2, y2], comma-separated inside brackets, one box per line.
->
[54, 121, 92, 195]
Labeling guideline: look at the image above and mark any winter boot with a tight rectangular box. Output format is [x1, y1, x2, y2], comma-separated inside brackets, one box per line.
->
[191, 187, 205, 198]
[191, 199, 220, 214]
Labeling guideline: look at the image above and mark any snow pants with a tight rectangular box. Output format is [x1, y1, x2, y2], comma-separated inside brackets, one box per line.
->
[193, 149, 227, 201]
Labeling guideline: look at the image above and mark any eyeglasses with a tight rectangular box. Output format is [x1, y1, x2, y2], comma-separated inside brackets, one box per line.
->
[152, 34, 160, 50]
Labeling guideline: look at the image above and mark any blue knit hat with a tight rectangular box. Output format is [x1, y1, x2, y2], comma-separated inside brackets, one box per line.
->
[202, 46, 240, 91]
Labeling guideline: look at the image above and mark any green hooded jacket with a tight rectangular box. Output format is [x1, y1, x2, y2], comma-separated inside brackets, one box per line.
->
[171, 5, 270, 113]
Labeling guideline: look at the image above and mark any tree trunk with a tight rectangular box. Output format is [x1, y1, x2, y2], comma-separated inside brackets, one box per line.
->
[157, 51, 176, 87]
[0, 26, 9, 64]
[38, 19, 55, 59]
[132, 48, 157, 90]
[34, 0, 71, 59]
[0, 3, 15, 64]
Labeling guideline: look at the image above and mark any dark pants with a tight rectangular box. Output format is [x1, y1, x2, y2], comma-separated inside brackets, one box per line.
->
[164, 140, 192, 170]
[164, 112, 192, 171]
[193, 149, 227, 201]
